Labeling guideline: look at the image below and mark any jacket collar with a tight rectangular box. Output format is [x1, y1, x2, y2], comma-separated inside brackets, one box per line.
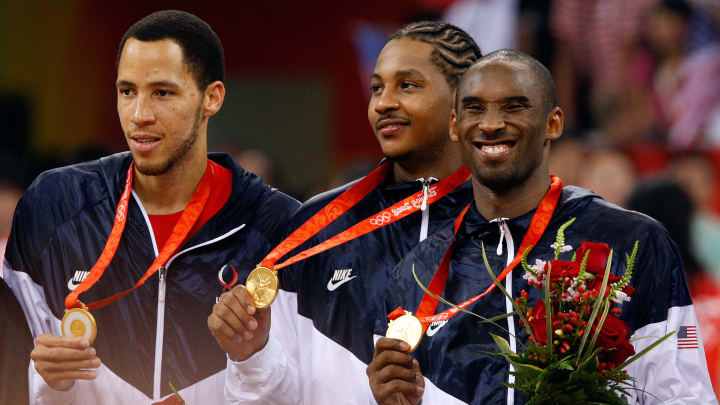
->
[98, 151, 269, 245]
[461, 186, 599, 238]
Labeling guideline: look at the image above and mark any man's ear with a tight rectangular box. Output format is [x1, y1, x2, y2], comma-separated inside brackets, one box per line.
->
[450, 109, 460, 143]
[545, 106, 563, 143]
[202, 81, 225, 117]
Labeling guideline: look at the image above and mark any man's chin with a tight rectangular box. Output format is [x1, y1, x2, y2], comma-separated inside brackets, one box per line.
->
[133, 159, 172, 176]
[474, 167, 524, 194]
[381, 147, 413, 163]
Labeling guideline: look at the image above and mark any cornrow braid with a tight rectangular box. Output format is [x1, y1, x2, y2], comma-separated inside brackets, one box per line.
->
[389, 21, 482, 88]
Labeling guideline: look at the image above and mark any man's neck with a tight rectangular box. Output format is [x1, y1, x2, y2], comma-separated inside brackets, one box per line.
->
[133, 153, 208, 215]
[391, 147, 462, 183]
[472, 169, 551, 221]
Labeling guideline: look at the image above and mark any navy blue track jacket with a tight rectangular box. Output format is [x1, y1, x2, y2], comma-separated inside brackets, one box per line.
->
[223, 168, 475, 403]
[387, 185, 716, 404]
[2, 152, 299, 404]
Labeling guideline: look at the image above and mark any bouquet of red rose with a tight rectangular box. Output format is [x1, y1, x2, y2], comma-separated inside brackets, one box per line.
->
[480, 218, 675, 404]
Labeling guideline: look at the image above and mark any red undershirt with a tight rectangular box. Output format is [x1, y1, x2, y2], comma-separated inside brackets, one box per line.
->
[147, 159, 232, 251]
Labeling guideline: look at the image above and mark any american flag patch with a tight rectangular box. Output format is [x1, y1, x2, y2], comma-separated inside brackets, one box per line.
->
[678, 326, 699, 349]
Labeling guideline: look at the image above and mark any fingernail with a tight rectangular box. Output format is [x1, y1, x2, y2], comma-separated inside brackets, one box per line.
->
[233, 335, 242, 344]
[417, 386, 424, 393]
[248, 319, 257, 331]
[400, 342, 410, 351]
[244, 331, 254, 340]
[413, 359, 419, 368]
[247, 305, 256, 315]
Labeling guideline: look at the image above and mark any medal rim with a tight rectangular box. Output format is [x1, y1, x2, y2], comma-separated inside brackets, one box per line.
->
[386, 313, 423, 352]
[61, 307, 97, 344]
[246, 266, 278, 309]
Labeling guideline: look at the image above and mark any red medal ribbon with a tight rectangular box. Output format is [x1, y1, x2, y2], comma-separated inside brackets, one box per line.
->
[65, 161, 213, 311]
[259, 162, 470, 272]
[389, 176, 563, 333]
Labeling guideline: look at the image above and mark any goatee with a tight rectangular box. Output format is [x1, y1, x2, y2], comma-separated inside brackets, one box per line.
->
[134, 108, 202, 176]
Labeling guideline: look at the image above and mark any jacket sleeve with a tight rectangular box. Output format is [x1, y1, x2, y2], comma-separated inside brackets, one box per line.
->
[623, 229, 717, 404]
[2, 187, 105, 405]
[224, 289, 302, 404]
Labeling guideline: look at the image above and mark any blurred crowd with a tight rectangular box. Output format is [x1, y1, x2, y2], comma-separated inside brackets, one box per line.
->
[1, 0, 720, 396]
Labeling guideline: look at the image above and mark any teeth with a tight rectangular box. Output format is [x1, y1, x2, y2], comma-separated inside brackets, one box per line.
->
[481, 144, 510, 154]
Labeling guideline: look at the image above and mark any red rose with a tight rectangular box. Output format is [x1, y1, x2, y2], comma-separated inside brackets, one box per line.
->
[587, 273, 622, 298]
[574, 242, 611, 276]
[528, 301, 556, 346]
[592, 314, 635, 366]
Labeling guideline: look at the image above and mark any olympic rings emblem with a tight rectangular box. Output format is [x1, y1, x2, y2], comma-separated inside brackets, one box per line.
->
[116, 201, 128, 221]
[369, 212, 392, 226]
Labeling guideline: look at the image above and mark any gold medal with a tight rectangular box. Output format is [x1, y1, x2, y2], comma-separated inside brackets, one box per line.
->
[61, 304, 97, 344]
[245, 266, 279, 308]
[386, 311, 423, 351]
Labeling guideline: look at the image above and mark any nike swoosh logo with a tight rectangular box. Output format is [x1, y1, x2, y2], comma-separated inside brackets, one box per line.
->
[67, 278, 82, 291]
[327, 275, 357, 291]
[426, 322, 447, 336]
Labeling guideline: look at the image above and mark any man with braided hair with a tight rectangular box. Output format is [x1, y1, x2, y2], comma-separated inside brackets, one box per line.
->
[209, 22, 481, 403]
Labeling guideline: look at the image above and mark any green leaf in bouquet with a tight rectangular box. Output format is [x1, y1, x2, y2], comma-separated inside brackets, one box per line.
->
[578, 249, 613, 361]
[587, 300, 611, 357]
[410, 264, 512, 336]
[490, 334, 545, 380]
[553, 217, 576, 260]
[481, 243, 535, 340]
[544, 261, 552, 353]
[491, 333, 514, 355]
[615, 329, 677, 371]
[521, 245, 537, 276]
[575, 348, 601, 374]
[480, 312, 515, 324]
[611, 241, 638, 298]
[553, 356, 577, 372]
[569, 351, 600, 387]
[576, 249, 591, 286]
[168, 380, 185, 402]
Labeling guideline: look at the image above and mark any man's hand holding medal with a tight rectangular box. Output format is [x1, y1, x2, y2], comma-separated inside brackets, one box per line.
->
[30, 334, 101, 391]
[208, 284, 271, 362]
[208, 163, 469, 363]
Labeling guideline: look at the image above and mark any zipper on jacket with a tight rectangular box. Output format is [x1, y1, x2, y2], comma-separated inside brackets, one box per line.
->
[498, 220, 516, 405]
[154, 266, 167, 399]
[491, 218, 510, 256]
[148, 225, 246, 399]
[418, 177, 436, 242]
[496, 219, 506, 256]
[133, 191, 247, 399]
